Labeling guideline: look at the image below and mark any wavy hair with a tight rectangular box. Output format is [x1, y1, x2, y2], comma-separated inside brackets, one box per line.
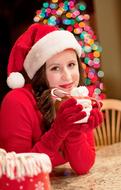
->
[31, 55, 83, 132]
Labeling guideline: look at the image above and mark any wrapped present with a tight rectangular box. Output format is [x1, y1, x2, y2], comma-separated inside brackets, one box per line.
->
[0, 149, 52, 190]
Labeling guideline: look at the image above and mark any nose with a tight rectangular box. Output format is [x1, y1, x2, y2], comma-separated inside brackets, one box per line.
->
[61, 68, 72, 81]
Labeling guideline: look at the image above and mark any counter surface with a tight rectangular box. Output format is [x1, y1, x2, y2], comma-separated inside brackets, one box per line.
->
[51, 142, 121, 190]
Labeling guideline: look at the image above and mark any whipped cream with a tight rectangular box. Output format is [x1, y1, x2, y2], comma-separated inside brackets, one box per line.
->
[70, 86, 89, 97]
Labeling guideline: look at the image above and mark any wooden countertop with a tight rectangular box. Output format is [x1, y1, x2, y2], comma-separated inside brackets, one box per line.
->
[50, 142, 121, 190]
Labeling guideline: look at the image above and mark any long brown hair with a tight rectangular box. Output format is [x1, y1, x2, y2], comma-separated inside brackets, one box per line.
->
[31, 55, 83, 132]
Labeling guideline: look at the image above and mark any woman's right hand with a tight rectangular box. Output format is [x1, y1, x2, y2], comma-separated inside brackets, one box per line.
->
[52, 98, 86, 138]
[31, 98, 86, 161]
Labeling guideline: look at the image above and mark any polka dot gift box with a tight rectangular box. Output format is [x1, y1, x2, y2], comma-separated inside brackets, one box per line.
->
[0, 149, 52, 190]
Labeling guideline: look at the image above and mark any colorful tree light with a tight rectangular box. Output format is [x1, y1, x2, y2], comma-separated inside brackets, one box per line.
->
[33, 0, 105, 99]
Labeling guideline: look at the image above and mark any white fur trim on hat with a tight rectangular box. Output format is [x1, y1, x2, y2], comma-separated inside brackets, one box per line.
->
[24, 30, 82, 79]
[7, 72, 25, 89]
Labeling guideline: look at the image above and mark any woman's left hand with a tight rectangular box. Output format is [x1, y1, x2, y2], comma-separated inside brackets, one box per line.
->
[77, 108, 103, 133]
[68, 108, 103, 136]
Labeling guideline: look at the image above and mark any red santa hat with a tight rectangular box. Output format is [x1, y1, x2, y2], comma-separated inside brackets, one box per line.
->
[7, 23, 82, 89]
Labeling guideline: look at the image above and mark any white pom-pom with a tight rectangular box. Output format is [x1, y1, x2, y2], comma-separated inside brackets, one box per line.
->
[7, 72, 25, 89]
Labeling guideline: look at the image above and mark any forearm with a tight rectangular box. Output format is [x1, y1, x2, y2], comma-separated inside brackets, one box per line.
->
[31, 128, 67, 167]
[64, 131, 95, 175]
[1, 121, 66, 168]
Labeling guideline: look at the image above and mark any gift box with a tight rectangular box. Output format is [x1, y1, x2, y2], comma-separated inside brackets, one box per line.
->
[0, 149, 52, 190]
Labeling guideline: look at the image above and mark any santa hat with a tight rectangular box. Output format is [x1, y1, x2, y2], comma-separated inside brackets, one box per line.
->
[7, 23, 82, 89]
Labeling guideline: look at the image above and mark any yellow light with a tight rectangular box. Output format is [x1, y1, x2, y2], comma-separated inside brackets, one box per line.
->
[74, 28, 80, 34]
[79, 22, 85, 28]
[88, 39, 94, 45]
[93, 51, 100, 58]
[52, 0, 58, 3]
[66, 12, 72, 18]
[56, 8, 64, 15]
[43, 19, 48, 24]
[81, 63, 86, 70]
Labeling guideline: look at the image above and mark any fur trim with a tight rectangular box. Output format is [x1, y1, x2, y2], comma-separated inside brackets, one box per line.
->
[24, 30, 82, 79]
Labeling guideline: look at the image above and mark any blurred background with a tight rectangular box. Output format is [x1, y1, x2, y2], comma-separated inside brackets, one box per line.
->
[0, 0, 121, 103]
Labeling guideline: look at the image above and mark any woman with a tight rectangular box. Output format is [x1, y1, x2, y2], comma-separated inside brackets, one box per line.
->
[0, 23, 102, 175]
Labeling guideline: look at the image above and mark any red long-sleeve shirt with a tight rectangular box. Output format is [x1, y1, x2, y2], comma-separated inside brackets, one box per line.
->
[0, 85, 95, 175]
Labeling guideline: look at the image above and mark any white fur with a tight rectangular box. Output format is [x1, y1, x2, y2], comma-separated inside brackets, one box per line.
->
[24, 30, 82, 79]
[7, 72, 25, 89]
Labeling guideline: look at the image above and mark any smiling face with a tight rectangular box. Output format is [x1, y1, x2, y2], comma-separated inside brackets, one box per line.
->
[46, 49, 80, 93]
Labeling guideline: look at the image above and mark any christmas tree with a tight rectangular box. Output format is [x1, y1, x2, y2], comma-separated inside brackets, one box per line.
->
[34, 0, 105, 99]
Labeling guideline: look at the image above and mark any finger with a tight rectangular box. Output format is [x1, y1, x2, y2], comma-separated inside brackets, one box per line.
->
[67, 111, 87, 123]
[91, 108, 103, 124]
[89, 110, 103, 128]
[58, 98, 77, 112]
[88, 115, 95, 129]
[99, 101, 103, 108]
[92, 101, 103, 109]
[63, 104, 83, 117]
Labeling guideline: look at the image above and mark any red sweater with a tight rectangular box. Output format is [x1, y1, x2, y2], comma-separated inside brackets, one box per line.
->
[0, 85, 95, 175]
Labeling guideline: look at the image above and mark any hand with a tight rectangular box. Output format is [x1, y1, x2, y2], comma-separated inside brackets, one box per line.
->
[40, 98, 86, 153]
[52, 98, 87, 138]
[92, 99, 103, 109]
[66, 108, 103, 143]
[79, 108, 103, 133]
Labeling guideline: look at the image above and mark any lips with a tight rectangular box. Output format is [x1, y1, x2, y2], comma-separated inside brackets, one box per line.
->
[59, 82, 74, 89]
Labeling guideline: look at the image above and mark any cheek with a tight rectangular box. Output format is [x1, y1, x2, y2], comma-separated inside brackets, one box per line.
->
[73, 70, 80, 83]
[46, 72, 61, 88]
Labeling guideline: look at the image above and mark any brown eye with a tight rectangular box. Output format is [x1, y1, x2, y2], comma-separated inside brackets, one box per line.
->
[68, 63, 75, 68]
[51, 66, 60, 71]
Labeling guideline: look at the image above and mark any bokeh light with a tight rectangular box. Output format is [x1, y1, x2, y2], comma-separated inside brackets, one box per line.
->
[34, 0, 105, 99]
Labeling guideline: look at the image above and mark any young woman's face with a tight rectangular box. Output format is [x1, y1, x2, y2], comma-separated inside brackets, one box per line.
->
[46, 49, 80, 93]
